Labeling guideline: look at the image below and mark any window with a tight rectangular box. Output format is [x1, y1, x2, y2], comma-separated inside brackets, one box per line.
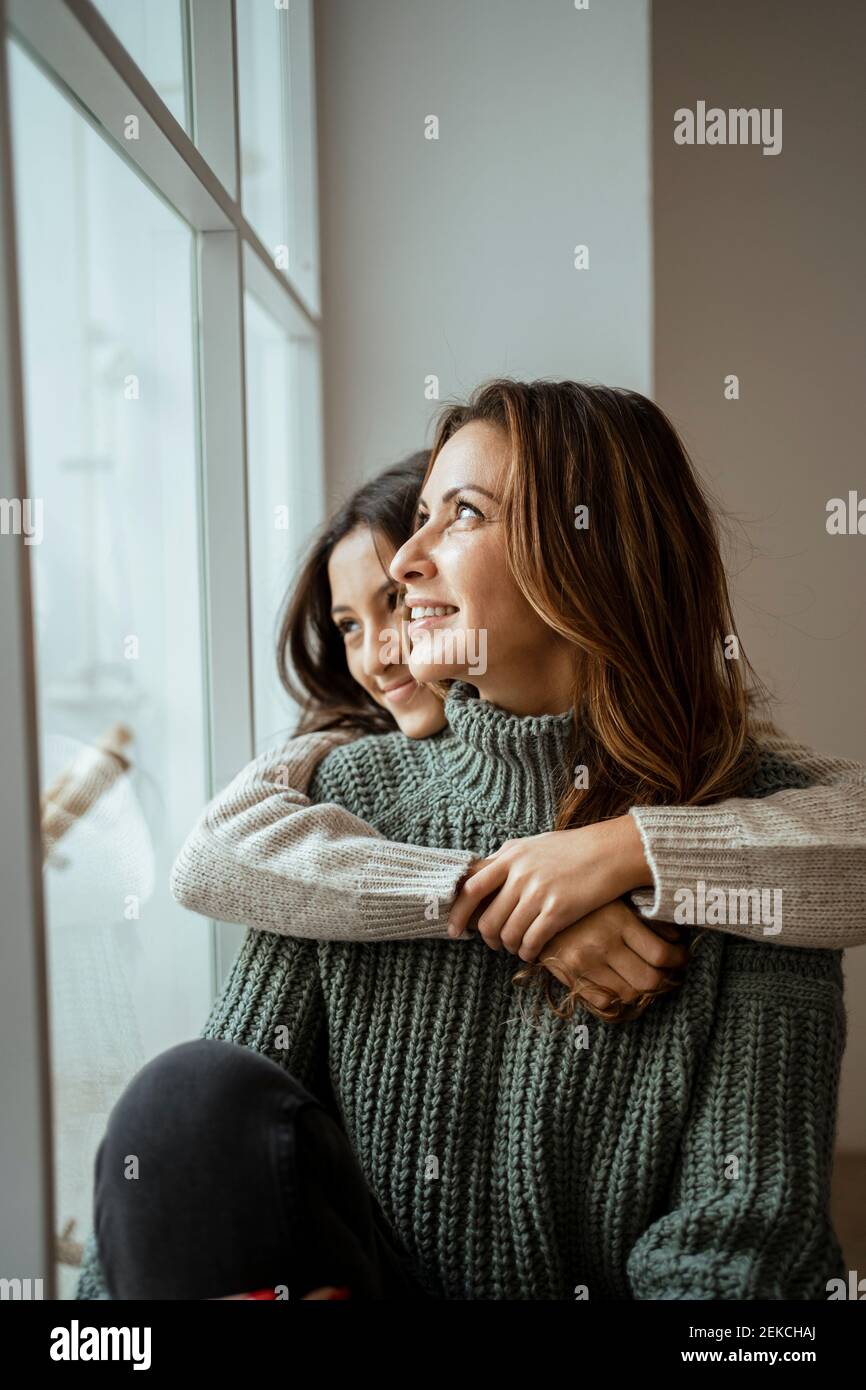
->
[0, 0, 322, 1294]
[236, 0, 289, 259]
[90, 0, 188, 130]
[236, 0, 320, 312]
[244, 280, 324, 750]
[8, 37, 210, 1297]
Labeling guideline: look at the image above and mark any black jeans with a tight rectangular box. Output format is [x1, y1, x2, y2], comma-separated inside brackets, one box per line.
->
[93, 1037, 432, 1300]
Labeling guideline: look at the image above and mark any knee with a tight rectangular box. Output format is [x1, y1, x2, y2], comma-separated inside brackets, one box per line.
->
[109, 1038, 240, 1126]
[93, 1039, 314, 1301]
[98, 1039, 315, 1169]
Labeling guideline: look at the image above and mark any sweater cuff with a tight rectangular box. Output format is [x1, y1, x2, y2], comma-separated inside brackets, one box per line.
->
[628, 804, 748, 922]
[357, 844, 476, 938]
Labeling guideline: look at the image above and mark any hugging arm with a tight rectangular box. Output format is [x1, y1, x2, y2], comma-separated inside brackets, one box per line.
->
[170, 723, 866, 952]
[626, 940, 846, 1299]
[629, 720, 866, 948]
[169, 729, 474, 941]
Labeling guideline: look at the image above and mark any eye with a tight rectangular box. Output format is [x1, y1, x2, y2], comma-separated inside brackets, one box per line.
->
[336, 617, 360, 639]
[453, 495, 484, 521]
[413, 507, 430, 533]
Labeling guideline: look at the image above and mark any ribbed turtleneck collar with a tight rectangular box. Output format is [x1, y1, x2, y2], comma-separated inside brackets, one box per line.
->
[440, 681, 577, 832]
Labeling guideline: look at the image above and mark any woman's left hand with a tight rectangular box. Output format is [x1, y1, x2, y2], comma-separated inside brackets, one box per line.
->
[447, 817, 652, 961]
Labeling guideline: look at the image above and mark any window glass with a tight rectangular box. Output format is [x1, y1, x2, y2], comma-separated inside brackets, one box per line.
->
[236, 0, 291, 266]
[91, 0, 188, 131]
[9, 37, 210, 1296]
[244, 291, 323, 750]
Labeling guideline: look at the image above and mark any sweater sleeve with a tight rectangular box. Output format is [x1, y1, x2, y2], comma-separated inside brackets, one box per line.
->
[626, 940, 846, 1300]
[169, 729, 475, 941]
[628, 721, 866, 949]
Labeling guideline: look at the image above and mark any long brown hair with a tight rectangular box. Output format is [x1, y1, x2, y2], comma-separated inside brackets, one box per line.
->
[422, 380, 770, 1020]
[277, 452, 430, 736]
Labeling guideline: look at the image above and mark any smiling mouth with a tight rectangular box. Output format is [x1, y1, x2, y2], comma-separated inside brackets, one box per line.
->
[409, 605, 459, 619]
[407, 604, 459, 635]
[379, 677, 418, 705]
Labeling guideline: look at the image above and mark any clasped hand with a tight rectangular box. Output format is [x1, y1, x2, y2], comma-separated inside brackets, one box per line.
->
[446, 818, 688, 1012]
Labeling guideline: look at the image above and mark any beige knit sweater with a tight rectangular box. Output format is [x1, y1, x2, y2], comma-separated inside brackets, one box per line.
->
[169, 718, 866, 949]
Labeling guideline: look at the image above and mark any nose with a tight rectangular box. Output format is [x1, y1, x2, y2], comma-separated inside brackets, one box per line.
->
[361, 619, 391, 678]
[390, 527, 436, 587]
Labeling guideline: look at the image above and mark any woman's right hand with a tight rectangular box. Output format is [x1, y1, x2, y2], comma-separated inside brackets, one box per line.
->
[446, 815, 652, 959]
[537, 899, 688, 1013]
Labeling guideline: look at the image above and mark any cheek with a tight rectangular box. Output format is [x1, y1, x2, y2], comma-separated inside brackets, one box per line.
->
[344, 643, 365, 688]
[439, 532, 503, 613]
[457, 541, 516, 634]
[451, 549, 539, 660]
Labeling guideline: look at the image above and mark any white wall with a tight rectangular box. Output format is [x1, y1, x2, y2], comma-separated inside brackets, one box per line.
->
[315, 0, 651, 502]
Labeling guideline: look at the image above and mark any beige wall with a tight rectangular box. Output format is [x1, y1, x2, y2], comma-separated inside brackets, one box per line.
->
[652, 0, 866, 1147]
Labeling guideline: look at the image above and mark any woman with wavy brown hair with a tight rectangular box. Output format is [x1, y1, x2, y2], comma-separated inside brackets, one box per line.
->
[84, 380, 861, 1301]
[415, 379, 768, 1017]
[397, 379, 766, 1018]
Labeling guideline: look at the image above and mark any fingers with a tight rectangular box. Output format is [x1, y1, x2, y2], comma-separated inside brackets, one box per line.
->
[647, 919, 682, 944]
[498, 902, 545, 955]
[473, 882, 522, 950]
[571, 980, 614, 1012]
[517, 913, 566, 962]
[447, 857, 508, 936]
[562, 964, 636, 1010]
[577, 964, 637, 1004]
[538, 928, 637, 1001]
[607, 942, 678, 996]
[622, 917, 689, 970]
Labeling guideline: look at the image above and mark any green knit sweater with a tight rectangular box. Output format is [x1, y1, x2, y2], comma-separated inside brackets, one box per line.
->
[77, 681, 845, 1300]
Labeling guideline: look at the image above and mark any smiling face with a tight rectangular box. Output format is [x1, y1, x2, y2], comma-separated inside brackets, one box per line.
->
[327, 524, 446, 739]
[389, 419, 576, 716]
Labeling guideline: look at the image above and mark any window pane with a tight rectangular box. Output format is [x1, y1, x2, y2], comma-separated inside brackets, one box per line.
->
[236, 0, 290, 265]
[8, 38, 211, 1296]
[90, 0, 188, 131]
[244, 293, 322, 750]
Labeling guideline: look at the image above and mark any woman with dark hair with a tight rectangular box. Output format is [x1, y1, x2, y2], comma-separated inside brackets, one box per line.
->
[80, 383, 865, 1301]
[278, 450, 447, 739]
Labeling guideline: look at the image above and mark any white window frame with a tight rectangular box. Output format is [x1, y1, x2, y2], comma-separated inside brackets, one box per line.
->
[0, 0, 322, 1289]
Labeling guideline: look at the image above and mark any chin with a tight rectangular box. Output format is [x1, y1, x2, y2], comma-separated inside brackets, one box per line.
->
[408, 659, 465, 687]
[407, 622, 488, 688]
[395, 707, 446, 739]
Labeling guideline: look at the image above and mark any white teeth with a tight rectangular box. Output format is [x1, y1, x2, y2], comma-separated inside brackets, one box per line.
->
[410, 605, 457, 618]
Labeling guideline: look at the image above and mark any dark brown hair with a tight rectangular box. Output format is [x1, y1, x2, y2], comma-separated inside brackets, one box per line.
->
[276, 452, 429, 736]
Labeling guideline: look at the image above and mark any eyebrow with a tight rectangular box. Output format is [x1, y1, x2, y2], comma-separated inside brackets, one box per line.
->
[331, 576, 397, 617]
[417, 483, 499, 511]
